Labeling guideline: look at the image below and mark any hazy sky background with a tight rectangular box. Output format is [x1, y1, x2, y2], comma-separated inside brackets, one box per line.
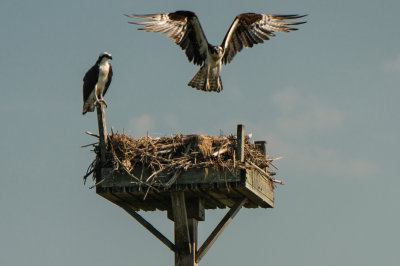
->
[1, 0, 399, 265]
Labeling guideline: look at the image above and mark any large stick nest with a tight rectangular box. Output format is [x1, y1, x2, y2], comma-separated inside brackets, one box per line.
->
[86, 133, 281, 187]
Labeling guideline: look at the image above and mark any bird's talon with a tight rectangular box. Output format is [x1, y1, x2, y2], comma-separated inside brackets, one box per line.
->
[100, 100, 108, 108]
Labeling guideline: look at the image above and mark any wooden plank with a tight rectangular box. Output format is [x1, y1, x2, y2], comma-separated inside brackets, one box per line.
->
[231, 188, 259, 208]
[217, 185, 242, 198]
[112, 187, 138, 205]
[245, 169, 274, 207]
[118, 202, 175, 252]
[142, 190, 170, 210]
[175, 218, 198, 266]
[100, 167, 241, 187]
[176, 168, 240, 184]
[98, 168, 274, 210]
[167, 197, 205, 222]
[96, 187, 139, 209]
[165, 143, 192, 188]
[130, 187, 169, 211]
[236, 124, 245, 162]
[194, 187, 224, 209]
[234, 187, 267, 208]
[207, 187, 236, 208]
[188, 218, 198, 252]
[171, 192, 191, 254]
[254, 141, 267, 159]
[196, 198, 247, 264]
[186, 198, 205, 221]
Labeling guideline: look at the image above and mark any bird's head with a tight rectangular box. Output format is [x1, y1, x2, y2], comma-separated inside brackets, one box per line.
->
[99, 52, 113, 61]
[212, 46, 224, 56]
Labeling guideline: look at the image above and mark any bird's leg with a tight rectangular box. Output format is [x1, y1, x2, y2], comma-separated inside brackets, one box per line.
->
[99, 95, 108, 108]
[94, 85, 100, 105]
[94, 86, 107, 108]
[217, 65, 222, 92]
[203, 66, 210, 91]
[94, 85, 100, 104]
[206, 67, 211, 91]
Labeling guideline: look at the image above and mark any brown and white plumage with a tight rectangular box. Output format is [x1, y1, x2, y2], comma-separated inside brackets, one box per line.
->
[82, 52, 113, 115]
[126, 11, 306, 92]
[221, 14, 306, 64]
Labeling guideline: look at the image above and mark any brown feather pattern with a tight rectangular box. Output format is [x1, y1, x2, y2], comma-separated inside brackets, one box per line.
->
[188, 66, 222, 92]
[126, 11, 306, 93]
[221, 14, 306, 64]
[126, 11, 209, 66]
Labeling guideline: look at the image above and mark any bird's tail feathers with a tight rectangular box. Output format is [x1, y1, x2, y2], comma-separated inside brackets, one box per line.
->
[188, 66, 222, 92]
[82, 103, 95, 115]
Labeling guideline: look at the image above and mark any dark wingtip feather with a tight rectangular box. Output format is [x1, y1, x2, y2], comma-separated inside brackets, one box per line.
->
[272, 14, 308, 20]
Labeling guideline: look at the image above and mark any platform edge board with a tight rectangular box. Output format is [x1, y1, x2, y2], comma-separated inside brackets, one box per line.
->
[96, 167, 274, 210]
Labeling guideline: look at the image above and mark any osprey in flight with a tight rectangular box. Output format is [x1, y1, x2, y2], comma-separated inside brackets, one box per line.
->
[126, 11, 306, 92]
[82, 52, 113, 115]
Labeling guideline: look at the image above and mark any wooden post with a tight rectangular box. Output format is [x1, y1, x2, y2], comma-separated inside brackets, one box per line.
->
[255, 141, 268, 172]
[93, 120, 265, 265]
[171, 192, 193, 266]
[255, 141, 267, 159]
[177, 218, 198, 266]
[236, 124, 245, 163]
[96, 102, 108, 165]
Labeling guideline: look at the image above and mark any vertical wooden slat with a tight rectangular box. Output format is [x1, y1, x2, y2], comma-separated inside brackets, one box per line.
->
[236, 124, 245, 163]
[96, 102, 108, 165]
[179, 218, 198, 266]
[255, 141, 267, 159]
[171, 192, 191, 254]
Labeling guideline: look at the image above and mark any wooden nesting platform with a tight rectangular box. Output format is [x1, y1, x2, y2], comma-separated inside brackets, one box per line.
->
[87, 103, 280, 266]
[96, 166, 274, 213]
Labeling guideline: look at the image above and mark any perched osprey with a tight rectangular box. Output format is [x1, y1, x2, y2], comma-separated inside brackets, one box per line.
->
[126, 11, 306, 92]
[82, 52, 113, 115]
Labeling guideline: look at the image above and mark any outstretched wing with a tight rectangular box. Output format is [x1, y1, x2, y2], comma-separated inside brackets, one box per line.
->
[221, 13, 306, 64]
[126, 11, 210, 66]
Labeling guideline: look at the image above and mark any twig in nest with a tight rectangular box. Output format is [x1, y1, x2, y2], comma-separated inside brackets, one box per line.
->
[98, 133, 282, 188]
[83, 168, 95, 184]
[158, 142, 186, 150]
[269, 162, 279, 170]
[81, 142, 98, 148]
[212, 147, 228, 157]
[110, 144, 140, 182]
[145, 167, 165, 182]
[233, 150, 236, 169]
[85, 131, 99, 138]
[89, 178, 105, 189]
[156, 149, 172, 154]
[145, 131, 149, 164]
[164, 143, 192, 187]
[83, 160, 97, 184]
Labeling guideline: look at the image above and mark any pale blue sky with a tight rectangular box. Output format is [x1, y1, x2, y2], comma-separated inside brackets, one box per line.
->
[1, 0, 399, 265]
